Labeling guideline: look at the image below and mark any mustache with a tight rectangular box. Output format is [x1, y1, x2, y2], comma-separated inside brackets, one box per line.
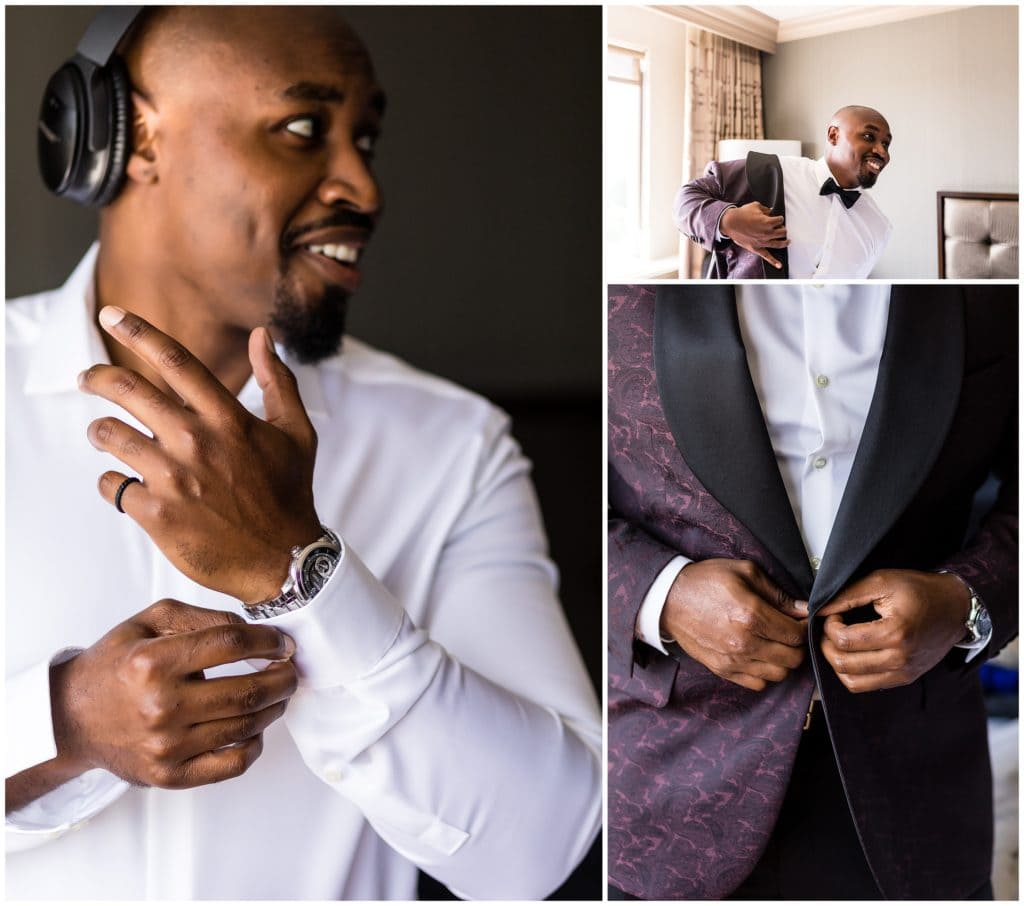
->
[281, 210, 376, 250]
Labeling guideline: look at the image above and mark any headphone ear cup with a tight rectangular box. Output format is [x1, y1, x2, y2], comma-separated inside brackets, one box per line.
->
[92, 55, 132, 207]
[37, 61, 88, 198]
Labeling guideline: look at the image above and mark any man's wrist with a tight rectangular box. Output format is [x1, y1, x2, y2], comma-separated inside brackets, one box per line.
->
[936, 570, 992, 651]
[244, 526, 344, 620]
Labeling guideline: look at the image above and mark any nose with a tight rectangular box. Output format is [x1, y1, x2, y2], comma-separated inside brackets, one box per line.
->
[317, 144, 381, 216]
[873, 140, 890, 163]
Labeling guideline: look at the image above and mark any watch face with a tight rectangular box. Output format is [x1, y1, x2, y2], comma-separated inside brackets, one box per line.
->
[975, 606, 993, 641]
[297, 546, 340, 599]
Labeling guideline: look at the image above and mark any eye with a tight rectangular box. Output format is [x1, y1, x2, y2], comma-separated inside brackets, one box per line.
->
[284, 116, 321, 140]
[355, 133, 379, 157]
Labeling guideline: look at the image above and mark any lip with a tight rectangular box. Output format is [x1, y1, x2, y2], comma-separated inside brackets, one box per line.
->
[864, 156, 885, 173]
[296, 246, 364, 294]
[289, 227, 371, 295]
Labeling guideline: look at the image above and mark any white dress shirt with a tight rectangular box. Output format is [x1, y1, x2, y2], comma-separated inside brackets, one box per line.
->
[778, 157, 892, 278]
[637, 286, 989, 661]
[6, 245, 601, 900]
[638, 285, 888, 648]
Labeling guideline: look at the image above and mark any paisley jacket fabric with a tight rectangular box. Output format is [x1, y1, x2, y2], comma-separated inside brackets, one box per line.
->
[608, 285, 1018, 899]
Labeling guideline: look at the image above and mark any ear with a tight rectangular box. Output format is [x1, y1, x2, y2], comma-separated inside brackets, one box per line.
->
[826, 124, 839, 147]
[125, 91, 159, 184]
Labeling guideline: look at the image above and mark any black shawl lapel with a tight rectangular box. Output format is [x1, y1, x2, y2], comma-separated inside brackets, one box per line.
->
[745, 151, 789, 279]
[654, 286, 813, 595]
[809, 286, 966, 610]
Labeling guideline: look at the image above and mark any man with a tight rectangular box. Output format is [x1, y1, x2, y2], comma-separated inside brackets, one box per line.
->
[674, 106, 893, 278]
[608, 285, 1016, 899]
[6, 8, 601, 899]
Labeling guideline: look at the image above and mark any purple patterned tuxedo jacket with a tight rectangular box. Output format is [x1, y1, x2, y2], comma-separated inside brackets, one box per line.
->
[608, 285, 1018, 899]
[673, 153, 788, 280]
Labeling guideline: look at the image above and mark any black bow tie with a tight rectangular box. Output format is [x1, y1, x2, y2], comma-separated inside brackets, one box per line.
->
[820, 177, 860, 209]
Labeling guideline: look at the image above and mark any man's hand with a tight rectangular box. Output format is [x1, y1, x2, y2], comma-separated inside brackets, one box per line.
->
[659, 559, 808, 692]
[818, 570, 971, 693]
[79, 307, 322, 604]
[719, 202, 789, 270]
[50, 600, 298, 790]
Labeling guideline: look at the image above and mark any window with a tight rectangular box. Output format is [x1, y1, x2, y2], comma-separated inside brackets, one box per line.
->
[606, 45, 646, 269]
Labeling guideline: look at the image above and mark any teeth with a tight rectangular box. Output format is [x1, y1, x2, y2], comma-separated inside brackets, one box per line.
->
[306, 243, 359, 264]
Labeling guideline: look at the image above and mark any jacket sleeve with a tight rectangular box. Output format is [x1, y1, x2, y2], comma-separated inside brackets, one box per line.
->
[935, 410, 1018, 660]
[672, 160, 739, 252]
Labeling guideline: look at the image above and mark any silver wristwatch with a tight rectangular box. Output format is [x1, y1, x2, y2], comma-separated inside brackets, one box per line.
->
[244, 526, 343, 620]
[941, 571, 993, 648]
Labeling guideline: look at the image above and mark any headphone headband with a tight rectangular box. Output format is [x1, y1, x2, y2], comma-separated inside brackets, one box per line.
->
[77, 6, 144, 65]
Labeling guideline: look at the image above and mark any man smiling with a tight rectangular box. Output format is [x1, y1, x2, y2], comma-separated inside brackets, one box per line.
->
[5, 7, 600, 899]
[674, 105, 893, 278]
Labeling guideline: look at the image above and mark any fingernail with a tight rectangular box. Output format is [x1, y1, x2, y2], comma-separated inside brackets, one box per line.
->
[795, 600, 809, 613]
[99, 306, 126, 329]
[264, 327, 276, 355]
[281, 634, 296, 658]
[77, 369, 88, 389]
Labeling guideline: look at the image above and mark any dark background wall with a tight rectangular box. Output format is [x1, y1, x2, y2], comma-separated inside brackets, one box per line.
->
[6, 6, 602, 899]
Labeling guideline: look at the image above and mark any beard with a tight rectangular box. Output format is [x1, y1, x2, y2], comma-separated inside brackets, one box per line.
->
[269, 273, 350, 364]
[857, 159, 881, 189]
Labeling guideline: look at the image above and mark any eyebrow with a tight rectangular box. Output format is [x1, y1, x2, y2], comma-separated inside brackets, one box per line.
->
[862, 122, 893, 141]
[282, 81, 388, 115]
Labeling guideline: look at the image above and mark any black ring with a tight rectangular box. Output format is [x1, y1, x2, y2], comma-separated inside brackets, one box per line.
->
[114, 476, 141, 513]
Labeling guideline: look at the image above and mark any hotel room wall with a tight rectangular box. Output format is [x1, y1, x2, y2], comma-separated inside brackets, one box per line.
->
[763, 5, 1018, 279]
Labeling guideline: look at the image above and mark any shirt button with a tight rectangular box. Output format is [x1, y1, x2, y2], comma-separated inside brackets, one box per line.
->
[324, 767, 345, 784]
[815, 374, 830, 389]
[812, 283, 825, 289]
[810, 556, 822, 571]
[813, 456, 828, 470]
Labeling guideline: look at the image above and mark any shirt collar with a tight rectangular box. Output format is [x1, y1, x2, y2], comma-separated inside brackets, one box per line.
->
[24, 243, 108, 396]
[23, 242, 330, 419]
[814, 157, 861, 195]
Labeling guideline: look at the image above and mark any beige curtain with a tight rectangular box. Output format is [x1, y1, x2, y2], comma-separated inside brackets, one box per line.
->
[681, 27, 764, 277]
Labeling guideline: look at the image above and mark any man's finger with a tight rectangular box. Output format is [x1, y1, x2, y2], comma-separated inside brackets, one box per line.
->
[98, 469, 151, 517]
[185, 700, 290, 755]
[821, 612, 892, 652]
[88, 417, 165, 477]
[730, 592, 805, 648]
[822, 637, 898, 676]
[151, 622, 296, 673]
[171, 734, 264, 789]
[190, 662, 298, 722]
[754, 248, 783, 269]
[834, 671, 904, 694]
[79, 362, 189, 432]
[97, 306, 237, 415]
[817, 574, 887, 616]
[743, 568, 808, 622]
[248, 327, 317, 452]
[136, 599, 247, 636]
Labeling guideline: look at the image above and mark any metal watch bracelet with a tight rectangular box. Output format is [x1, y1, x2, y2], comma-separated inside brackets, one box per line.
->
[244, 526, 343, 620]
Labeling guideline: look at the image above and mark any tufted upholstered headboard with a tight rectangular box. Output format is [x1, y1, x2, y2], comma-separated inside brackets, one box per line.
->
[937, 191, 1018, 278]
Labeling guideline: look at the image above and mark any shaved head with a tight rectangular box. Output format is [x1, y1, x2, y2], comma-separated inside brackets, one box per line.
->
[122, 6, 375, 105]
[829, 105, 888, 132]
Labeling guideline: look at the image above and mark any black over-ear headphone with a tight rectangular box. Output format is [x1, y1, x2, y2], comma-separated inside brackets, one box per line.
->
[37, 6, 143, 207]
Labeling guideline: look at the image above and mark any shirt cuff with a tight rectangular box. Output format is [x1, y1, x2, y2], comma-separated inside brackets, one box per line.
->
[635, 556, 691, 655]
[941, 570, 994, 663]
[255, 540, 405, 690]
[6, 649, 79, 778]
[6, 648, 130, 849]
[715, 205, 737, 243]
